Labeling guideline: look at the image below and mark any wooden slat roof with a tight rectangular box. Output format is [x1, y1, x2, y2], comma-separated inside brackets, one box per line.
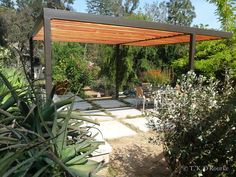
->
[32, 8, 232, 46]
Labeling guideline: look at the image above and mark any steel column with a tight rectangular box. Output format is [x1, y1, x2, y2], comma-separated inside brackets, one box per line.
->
[29, 37, 34, 80]
[189, 33, 196, 70]
[115, 45, 121, 99]
[43, 16, 53, 98]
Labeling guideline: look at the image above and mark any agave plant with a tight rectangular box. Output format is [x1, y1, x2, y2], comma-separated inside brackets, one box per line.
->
[0, 71, 104, 177]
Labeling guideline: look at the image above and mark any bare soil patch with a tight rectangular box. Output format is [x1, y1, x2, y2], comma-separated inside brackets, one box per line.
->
[98, 132, 170, 177]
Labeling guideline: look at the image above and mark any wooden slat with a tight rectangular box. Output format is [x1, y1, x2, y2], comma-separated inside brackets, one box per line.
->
[51, 19, 181, 37]
[34, 19, 222, 46]
[128, 35, 190, 46]
[128, 35, 221, 46]
[34, 33, 142, 44]
[196, 35, 221, 41]
[34, 19, 182, 44]
[51, 24, 177, 38]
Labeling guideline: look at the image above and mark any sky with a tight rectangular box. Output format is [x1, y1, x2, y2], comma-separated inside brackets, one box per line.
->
[72, 0, 221, 29]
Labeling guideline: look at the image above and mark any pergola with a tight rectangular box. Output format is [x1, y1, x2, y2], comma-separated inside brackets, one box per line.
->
[30, 8, 232, 98]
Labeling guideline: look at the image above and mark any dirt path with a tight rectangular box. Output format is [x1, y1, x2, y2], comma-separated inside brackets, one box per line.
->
[98, 132, 170, 177]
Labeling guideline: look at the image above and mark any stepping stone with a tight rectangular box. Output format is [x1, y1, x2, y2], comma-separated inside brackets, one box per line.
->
[123, 98, 139, 106]
[98, 121, 137, 139]
[124, 118, 150, 132]
[72, 101, 93, 110]
[81, 110, 114, 121]
[106, 107, 143, 119]
[81, 122, 112, 164]
[92, 100, 126, 108]
[54, 93, 83, 102]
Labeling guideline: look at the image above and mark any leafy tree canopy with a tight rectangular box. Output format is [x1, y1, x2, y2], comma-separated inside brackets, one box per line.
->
[86, 0, 139, 16]
[166, 0, 196, 26]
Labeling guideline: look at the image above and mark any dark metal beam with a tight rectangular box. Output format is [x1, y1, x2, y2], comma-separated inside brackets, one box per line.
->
[29, 37, 34, 80]
[30, 11, 43, 38]
[115, 45, 121, 99]
[43, 14, 53, 98]
[189, 34, 196, 70]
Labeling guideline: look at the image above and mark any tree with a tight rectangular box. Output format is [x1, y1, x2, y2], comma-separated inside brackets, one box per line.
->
[86, 0, 139, 16]
[206, 0, 236, 32]
[166, 0, 196, 26]
[144, 1, 168, 23]
[0, 0, 14, 9]
[86, 0, 113, 15]
[172, 0, 236, 79]
[123, 0, 139, 15]
[144, 0, 195, 72]
[86, 0, 143, 97]
[0, 0, 75, 69]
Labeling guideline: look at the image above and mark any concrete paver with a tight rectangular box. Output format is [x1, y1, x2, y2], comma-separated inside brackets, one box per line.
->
[72, 101, 93, 110]
[98, 121, 137, 139]
[106, 107, 143, 119]
[81, 110, 114, 121]
[92, 100, 126, 108]
[124, 118, 150, 132]
[123, 98, 138, 106]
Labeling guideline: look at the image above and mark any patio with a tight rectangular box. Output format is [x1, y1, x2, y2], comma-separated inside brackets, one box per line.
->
[54, 93, 150, 140]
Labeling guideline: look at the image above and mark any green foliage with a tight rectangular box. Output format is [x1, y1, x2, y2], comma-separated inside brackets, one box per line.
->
[148, 71, 235, 176]
[0, 67, 26, 103]
[173, 1, 236, 79]
[0, 0, 75, 69]
[53, 43, 100, 94]
[86, 0, 139, 16]
[65, 59, 93, 93]
[0, 0, 14, 8]
[0, 47, 11, 66]
[0, 71, 104, 177]
[144, 1, 168, 23]
[172, 40, 236, 78]
[86, 0, 113, 15]
[144, 0, 194, 68]
[206, 0, 236, 31]
[143, 70, 170, 86]
[166, 0, 196, 26]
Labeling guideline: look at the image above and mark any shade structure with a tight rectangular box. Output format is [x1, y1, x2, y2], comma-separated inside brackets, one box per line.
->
[30, 8, 232, 98]
[32, 9, 231, 46]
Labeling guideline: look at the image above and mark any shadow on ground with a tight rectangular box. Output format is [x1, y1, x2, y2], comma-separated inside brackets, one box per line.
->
[98, 133, 171, 177]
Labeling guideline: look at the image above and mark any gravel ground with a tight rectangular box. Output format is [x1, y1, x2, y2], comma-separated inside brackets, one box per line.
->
[97, 132, 170, 177]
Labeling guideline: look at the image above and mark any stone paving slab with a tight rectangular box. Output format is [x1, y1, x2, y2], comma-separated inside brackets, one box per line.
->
[98, 121, 137, 139]
[54, 93, 83, 102]
[106, 107, 143, 119]
[81, 110, 114, 121]
[92, 99, 126, 108]
[72, 101, 93, 110]
[124, 118, 150, 132]
[123, 98, 138, 106]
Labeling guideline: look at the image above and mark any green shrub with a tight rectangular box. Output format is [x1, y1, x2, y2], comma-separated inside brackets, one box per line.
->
[53, 43, 100, 95]
[143, 69, 170, 86]
[172, 40, 236, 79]
[0, 47, 11, 67]
[0, 71, 104, 177]
[0, 67, 26, 103]
[147, 71, 236, 177]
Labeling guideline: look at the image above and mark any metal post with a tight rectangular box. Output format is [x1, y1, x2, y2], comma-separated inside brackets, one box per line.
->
[115, 45, 120, 99]
[29, 37, 34, 80]
[43, 16, 53, 98]
[189, 33, 196, 70]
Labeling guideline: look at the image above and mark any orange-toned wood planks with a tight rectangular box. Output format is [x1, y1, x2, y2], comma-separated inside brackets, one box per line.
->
[33, 19, 222, 46]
